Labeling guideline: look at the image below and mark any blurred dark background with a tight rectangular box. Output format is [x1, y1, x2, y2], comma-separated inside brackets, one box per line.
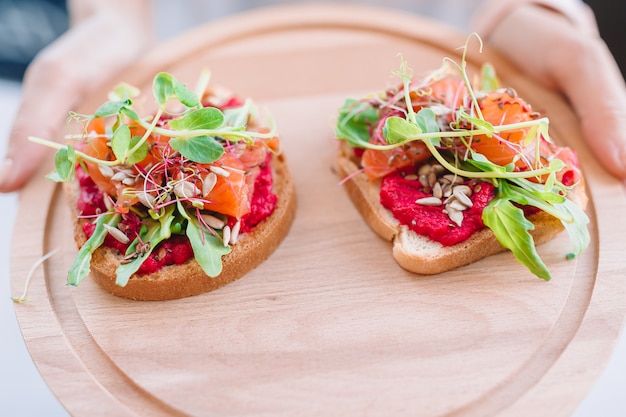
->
[583, 0, 625, 79]
[0, 0, 623, 81]
[0, 0, 67, 80]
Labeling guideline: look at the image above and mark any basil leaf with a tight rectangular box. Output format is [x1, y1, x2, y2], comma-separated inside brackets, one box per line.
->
[168, 107, 225, 131]
[169, 135, 224, 163]
[67, 213, 120, 286]
[483, 197, 551, 280]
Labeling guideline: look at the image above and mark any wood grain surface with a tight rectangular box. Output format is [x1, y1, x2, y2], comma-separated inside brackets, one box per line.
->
[10, 5, 626, 417]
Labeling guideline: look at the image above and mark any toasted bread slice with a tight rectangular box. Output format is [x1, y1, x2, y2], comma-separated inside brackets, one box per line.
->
[65, 153, 296, 300]
[336, 143, 566, 275]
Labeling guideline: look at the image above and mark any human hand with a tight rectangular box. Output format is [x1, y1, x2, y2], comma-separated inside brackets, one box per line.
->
[473, 0, 626, 180]
[0, 0, 153, 193]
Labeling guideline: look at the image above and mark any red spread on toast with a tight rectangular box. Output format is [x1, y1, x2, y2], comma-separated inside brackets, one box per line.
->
[380, 172, 495, 246]
[78, 157, 277, 274]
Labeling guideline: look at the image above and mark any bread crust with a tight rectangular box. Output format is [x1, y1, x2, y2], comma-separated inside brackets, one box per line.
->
[336, 143, 566, 275]
[65, 153, 296, 300]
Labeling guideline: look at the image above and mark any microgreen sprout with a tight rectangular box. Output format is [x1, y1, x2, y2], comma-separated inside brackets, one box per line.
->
[29, 71, 277, 179]
[12, 248, 59, 303]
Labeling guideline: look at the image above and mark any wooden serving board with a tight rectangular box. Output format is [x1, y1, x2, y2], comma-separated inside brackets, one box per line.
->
[11, 5, 626, 417]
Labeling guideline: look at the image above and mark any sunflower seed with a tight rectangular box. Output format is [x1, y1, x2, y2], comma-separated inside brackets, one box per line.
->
[442, 174, 464, 185]
[431, 164, 446, 175]
[201, 213, 225, 230]
[230, 220, 241, 245]
[98, 165, 114, 178]
[103, 224, 130, 244]
[452, 187, 473, 208]
[417, 164, 432, 176]
[505, 87, 518, 98]
[111, 171, 127, 182]
[416, 196, 442, 206]
[453, 184, 472, 196]
[174, 181, 200, 198]
[432, 182, 443, 199]
[103, 196, 114, 211]
[136, 192, 156, 208]
[222, 225, 231, 247]
[121, 177, 136, 186]
[210, 165, 231, 177]
[202, 172, 218, 196]
[447, 199, 469, 211]
[447, 207, 464, 227]
[428, 172, 437, 188]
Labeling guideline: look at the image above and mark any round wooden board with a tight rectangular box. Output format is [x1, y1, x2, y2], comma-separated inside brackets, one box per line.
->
[11, 5, 626, 417]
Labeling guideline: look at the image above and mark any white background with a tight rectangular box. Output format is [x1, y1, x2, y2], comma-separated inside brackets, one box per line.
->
[1, 77, 625, 416]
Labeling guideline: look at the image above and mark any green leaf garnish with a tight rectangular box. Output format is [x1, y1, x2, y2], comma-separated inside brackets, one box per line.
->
[153, 72, 177, 106]
[414, 108, 441, 143]
[94, 99, 132, 118]
[115, 205, 176, 287]
[483, 196, 551, 280]
[153, 72, 201, 108]
[174, 81, 201, 108]
[480, 63, 500, 91]
[121, 107, 140, 121]
[67, 213, 120, 286]
[177, 202, 231, 277]
[47, 145, 76, 182]
[169, 135, 225, 163]
[111, 124, 131, 162]
[552, 197, 590, 257]
[168, 107, 225, 131]
[335, 99, 379, 147]
[383, 116, 422, 144]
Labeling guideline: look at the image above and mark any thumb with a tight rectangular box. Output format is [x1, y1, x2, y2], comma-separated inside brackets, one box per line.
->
[0, 60, 77, 192]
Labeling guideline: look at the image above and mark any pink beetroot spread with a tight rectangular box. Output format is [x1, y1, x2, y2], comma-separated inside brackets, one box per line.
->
[77, 158, 277, 275]
[379, 172, 496, 247]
